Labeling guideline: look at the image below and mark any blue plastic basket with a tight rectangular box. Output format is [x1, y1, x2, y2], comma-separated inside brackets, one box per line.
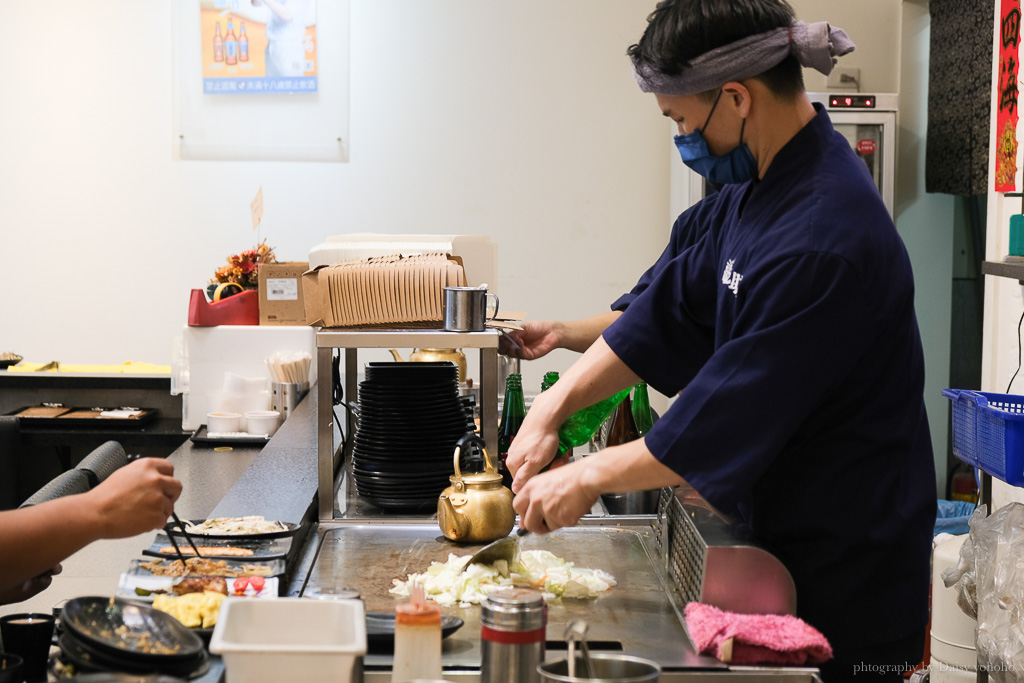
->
[943, 388, 1024, 486]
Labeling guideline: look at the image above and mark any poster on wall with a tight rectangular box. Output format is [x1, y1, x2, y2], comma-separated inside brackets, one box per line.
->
[997, 0, 1020, 192]
[200, 0, 318, 95]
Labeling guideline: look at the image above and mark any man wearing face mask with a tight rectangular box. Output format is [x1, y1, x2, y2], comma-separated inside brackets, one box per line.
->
[506, 1, 936, 680]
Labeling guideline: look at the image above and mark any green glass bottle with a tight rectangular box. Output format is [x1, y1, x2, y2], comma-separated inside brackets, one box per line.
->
[540, 371, 560, 392]
[631, 382, 654, 437]
[498, 373, 526, 488]
[555, 387, 632, 454]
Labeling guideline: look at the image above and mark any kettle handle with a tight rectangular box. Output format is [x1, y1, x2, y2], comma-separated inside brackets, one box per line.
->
[454, 433, 493, 475]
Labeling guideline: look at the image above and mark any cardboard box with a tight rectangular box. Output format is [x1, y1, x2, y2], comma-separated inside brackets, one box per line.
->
[259, 262, 308, 326]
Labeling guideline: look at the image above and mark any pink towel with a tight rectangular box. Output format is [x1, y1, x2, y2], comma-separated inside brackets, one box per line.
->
[684, 603, 833, 666]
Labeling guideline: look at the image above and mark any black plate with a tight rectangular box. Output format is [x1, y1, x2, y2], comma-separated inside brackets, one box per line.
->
[164, 519, 297, 541]
[364, 362, 458, 382]
[61, 597, 204, 664]
[59, 631, 210, 679]
[359, 494, 438, 511]
[142, 533, 289, 561]
[353, 482, 448, 498]
[189, 426, 270, 447]
[365, 612, 464, 648]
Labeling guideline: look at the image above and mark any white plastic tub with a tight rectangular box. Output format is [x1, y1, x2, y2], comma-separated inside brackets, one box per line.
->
[210, 597, 366, 683]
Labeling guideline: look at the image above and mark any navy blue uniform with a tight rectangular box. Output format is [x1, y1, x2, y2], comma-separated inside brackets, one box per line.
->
[604, 106, 935, 668]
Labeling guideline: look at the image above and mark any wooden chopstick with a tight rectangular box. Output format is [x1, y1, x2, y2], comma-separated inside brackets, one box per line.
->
[172, 512, 203, 558]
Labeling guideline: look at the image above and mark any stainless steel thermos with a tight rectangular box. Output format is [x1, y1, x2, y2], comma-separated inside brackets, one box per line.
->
[481, 588, 547, 683]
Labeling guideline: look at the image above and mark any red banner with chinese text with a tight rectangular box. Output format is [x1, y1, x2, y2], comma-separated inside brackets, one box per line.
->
[997, 0, 1021, 191]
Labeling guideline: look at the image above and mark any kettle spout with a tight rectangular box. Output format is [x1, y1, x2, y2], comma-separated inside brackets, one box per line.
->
[388, 349, 405, 362]
[438, 494, 469, 541]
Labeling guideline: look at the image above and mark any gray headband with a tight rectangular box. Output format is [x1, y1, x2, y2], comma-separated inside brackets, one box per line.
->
[632, 20, 856, 96]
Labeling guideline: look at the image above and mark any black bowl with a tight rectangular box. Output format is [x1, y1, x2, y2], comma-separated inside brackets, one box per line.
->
[61, 597, 204, 664]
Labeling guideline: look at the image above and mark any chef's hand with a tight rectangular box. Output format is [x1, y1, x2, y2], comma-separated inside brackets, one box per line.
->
[86, 458, 183, 539]
[500, 320, 561, 361]
[506, 392, 562, 494]
[514, 459, 598, 534]
[0, 564, 62, 605]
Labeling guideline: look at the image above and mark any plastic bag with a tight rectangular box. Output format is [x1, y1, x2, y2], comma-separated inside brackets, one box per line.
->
[942, 502, 1024, 681]
[940, 504, 985, 619]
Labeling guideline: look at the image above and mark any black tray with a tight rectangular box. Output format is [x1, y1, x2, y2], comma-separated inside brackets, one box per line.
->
[143, 532, 290, 561]
[190, 425, 271, 446]
[10, 406, 158, 428]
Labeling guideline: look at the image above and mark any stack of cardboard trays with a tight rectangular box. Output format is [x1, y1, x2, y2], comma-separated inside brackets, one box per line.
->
[303, 234, 496, 328]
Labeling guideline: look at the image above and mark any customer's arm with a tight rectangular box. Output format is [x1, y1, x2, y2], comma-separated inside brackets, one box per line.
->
[0, 458, 181, 598]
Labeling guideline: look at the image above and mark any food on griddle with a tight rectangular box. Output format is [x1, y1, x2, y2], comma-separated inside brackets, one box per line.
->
[182, 516, 287, 536]
[153, 591, 226, 629]
[140, 557, 273, 578]
[159, 545, 254, 557]
[390, 550, 616, 607]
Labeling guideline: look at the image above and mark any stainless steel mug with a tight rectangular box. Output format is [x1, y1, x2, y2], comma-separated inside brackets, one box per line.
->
[443, 286, 499, 332]
[272, 381, 310, 422]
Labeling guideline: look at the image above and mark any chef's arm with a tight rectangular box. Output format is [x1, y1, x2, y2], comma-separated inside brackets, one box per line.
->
[500, 312, 622, 359]
[508, 335, 639, 491]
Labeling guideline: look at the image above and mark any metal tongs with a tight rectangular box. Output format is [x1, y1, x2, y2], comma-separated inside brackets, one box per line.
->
[565, 619, 595, 679]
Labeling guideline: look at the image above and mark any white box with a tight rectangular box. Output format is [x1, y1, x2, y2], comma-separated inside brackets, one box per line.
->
[210, 598, 366, 683]
[178, 325, 316, 430]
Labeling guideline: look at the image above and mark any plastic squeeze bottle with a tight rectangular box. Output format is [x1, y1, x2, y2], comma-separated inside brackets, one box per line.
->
[392, 583, 442, 682]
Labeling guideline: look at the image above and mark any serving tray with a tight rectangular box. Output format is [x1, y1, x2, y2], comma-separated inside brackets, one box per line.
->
[10, 405, 158, 427]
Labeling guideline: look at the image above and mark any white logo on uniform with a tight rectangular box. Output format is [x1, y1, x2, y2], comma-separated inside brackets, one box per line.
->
[721, 259, 743, 296]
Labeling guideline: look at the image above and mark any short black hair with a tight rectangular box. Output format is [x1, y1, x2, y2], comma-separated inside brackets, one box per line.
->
[628, 0, 805, 100]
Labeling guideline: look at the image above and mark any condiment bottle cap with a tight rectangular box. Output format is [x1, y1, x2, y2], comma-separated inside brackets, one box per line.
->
[396, 601, 441, 626]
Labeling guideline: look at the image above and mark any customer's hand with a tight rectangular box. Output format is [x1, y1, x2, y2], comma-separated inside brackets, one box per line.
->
[0, 564, 61, 606]
[500, 320, 561, 360]
[86, 458, 182, 539]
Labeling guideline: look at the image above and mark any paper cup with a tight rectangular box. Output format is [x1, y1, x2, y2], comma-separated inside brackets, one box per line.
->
[208, 412, 242, 433]
[245, 410, 281, 437]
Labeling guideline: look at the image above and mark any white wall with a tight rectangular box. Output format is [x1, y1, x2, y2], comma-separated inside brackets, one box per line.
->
[1, 1, 952, 482]
[0, 0, 667, 395]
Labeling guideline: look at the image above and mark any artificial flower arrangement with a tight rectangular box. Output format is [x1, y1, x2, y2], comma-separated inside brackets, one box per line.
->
[210, 240, 277, 291]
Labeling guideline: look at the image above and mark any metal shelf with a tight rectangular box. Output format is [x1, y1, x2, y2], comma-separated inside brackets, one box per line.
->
[315, 327, 501, 521]
[982, 260, 1024, 283]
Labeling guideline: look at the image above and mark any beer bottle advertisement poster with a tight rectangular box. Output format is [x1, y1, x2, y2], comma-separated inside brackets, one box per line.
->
[200, 0, 318, 95]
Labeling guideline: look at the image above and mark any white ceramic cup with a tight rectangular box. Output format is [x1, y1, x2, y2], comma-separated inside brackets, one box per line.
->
[245, 410, 281, 437]
[207, 412, 242, 433]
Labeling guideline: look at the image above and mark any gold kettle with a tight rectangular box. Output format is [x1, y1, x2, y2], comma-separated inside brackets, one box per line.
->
[438, 434, 515, 543]
[388, 348, 467, 383]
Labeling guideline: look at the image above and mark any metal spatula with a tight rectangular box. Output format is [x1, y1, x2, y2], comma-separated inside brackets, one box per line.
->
[465, 528, 531, 568]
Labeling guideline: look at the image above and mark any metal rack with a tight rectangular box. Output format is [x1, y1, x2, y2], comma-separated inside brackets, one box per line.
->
[315, 327, 501, 521]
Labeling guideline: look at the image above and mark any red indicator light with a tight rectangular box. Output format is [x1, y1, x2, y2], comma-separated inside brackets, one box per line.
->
[831, 98, 839, 106]
[845, 97, 853, 106]
[865, 99, 872, 107]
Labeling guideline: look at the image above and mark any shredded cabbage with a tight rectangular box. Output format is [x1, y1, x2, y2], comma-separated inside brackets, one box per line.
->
[390, 550, 616, 606]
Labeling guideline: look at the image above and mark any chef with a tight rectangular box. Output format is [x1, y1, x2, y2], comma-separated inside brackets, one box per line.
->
[506, 1, 936, 680]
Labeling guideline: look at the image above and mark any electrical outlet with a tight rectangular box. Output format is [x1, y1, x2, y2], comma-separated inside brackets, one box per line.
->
[827, 66, 860, 91]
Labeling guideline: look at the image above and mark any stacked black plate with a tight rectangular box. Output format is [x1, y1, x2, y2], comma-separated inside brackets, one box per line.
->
[59, 596, 209, 679]
[353, 362, 473, 510]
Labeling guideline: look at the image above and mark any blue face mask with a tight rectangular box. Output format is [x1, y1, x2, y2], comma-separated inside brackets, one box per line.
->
[674, 91, 758, 185]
